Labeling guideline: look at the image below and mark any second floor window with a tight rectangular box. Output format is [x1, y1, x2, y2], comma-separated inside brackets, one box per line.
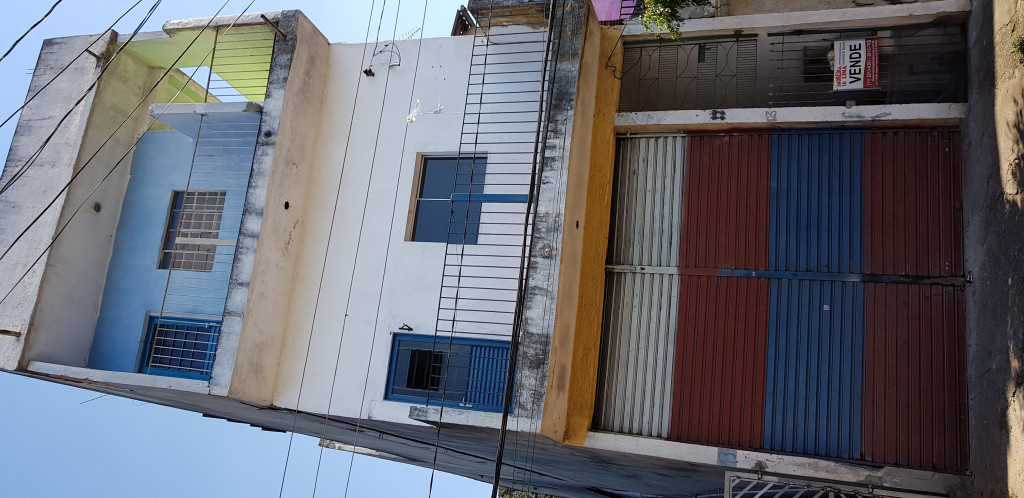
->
[159, 190, 226, 272]
[410, 156, 486, 244]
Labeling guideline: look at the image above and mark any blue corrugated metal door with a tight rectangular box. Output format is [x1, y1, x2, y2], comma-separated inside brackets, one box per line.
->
[763, 130, 865, 459]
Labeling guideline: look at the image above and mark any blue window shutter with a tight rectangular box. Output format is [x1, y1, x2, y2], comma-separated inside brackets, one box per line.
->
[466, 343, 510, 409]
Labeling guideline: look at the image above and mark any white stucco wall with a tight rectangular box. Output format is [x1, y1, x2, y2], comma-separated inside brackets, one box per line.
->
[267, 33, 539, 428]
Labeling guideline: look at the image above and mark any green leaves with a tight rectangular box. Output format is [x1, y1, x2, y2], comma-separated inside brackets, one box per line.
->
[637, 0, 713, 39]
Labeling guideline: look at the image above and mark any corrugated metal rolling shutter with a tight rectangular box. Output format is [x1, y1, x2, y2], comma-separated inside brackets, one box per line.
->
[762, 131, 865, 460]
[680, 133, 772, 270]
[595, 128, 966, 473]
[595, 135, 685, 438]
[672, 275, 769, 449]
[670, 132, 773, 448]
[861, 130, 968, 472]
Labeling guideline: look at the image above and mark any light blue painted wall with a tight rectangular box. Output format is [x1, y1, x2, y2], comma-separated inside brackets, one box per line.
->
[88, 129, 237, 372]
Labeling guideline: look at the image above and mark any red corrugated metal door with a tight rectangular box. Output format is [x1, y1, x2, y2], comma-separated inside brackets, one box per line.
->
[862, 129, 968, 472]
[670, 132, 772, 449]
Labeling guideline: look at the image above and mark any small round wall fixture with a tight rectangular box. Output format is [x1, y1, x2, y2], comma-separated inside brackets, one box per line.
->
[92, 202, 102, 213]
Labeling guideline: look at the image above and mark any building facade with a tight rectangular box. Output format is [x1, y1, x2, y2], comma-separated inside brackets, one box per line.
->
[0, 0, 1013, 496]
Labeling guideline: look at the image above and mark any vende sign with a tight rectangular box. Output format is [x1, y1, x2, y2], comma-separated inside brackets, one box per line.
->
[833, 38, 879, 91]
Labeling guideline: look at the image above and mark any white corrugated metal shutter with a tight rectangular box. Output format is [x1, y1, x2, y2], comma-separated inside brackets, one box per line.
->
[594, 134, 685, 438]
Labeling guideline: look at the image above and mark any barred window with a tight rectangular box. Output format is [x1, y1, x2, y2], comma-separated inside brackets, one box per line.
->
[139, 315, 221, 380]
[159, 191, 226, 272]
[386, 334, 510, 412]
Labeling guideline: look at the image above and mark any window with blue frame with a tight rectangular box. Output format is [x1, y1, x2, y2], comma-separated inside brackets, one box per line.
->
[409, 155, 529, 244]
[386, 334, 511, 412]
[138, 315, 221, 380]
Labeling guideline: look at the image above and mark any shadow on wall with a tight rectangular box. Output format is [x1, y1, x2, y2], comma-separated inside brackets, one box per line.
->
[1005, 97, 1024, 206]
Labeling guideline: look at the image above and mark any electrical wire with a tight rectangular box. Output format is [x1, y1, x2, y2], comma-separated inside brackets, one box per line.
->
[0, 0, 144, 135]
[0, 0, 64, 64]
[146, 3, 259, 377]
[314, 1, 416, 494]
[0, 0, 235, 307]
[489, 0, 566, 494]
[517, 2, 575, 489]
[275, 1, 381, 496]
[0, 0, 162, 198]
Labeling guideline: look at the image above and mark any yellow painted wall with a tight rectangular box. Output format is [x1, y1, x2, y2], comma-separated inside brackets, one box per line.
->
[540, 5, 622, 445]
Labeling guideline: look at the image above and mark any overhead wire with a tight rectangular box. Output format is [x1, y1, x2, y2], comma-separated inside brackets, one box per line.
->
[0, 0, 157, 197]
[525, 0, 577, 489]
[518, 1, 574, 489]
[0, 0, 64, 64]
[274, 1, 380, 496]
[145, 1, 258, 378]
[0, 0, 145, 134]
[316, 0, 435, 494]
[0, 0, 236, 307]
[489, 0, 566, 494]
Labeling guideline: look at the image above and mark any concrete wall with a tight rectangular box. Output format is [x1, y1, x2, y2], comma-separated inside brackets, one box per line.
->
[0, 33, 114, 369]
[240, 24, 552, 431]
[962, 0, 1024, 495]
[623, 0, 969, 38]
[268, 35, 477, 422]
[728, 0, 943, 16]
[540, 5, 621, 445]
[227, 12, 330, 404]
[24, 49, 162, 368]
[87, 129, 243, 372]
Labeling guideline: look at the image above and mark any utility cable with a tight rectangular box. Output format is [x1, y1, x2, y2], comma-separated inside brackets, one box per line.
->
[0, 0, 234, 307]
[0, 0, 161, 197]
[490, 0, 566, 495]
[0, 0, 143, 134]
[426, 1, 501, 494]
[275, 1, 380, 496]
[0, 0, 64, 64]
[312, 1, 409, 494]
[145, 3, 258, 375]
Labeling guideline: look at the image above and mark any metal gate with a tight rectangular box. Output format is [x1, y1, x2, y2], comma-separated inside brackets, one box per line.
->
[595, 129, 967, 472]
[595, 134, 685, 438]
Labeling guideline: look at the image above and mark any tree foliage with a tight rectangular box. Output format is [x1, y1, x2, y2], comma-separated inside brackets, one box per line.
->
[637, 0, 714, 39]
[497, 487, 560, 498]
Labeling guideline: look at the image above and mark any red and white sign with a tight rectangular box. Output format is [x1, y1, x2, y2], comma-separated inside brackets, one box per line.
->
[833, 38, 879, 91]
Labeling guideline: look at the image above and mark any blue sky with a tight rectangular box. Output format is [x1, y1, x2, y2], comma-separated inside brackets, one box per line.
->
[0, 1, 493, 496]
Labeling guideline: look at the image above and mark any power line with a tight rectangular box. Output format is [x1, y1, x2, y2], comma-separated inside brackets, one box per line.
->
[0, 0, 144, 134]
[491, 0, 566, 494]
[0, 0, 162, 197]
[275, 1, 381, 495]
[0, 0, 64, 64]
[0, 0, 235, 307]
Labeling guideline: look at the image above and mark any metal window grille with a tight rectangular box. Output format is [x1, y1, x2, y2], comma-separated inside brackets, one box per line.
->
[159, 190, 226, 272]
[618, 37, 758, 111]
[767, 23, 966, 107]
[710, 473, 933, 498]
[140, 316, 221, 379]
[387, 334, 511, 411]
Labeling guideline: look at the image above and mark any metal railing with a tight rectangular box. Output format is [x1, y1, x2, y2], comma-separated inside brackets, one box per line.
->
[141, 26, 275, 378]
[767, 22, 966, 108]
[618, 37, 757, 111]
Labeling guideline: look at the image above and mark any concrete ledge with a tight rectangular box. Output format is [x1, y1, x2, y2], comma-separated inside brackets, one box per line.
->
[623, 0, 969, 38]
[407, 405, 536, 431]
[585, 431, 963, 495]
[26, 361, 210, 394]
[149, 102, 263, 138]
[615, 103, 967, 132]
[162, 11, 287, 33]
